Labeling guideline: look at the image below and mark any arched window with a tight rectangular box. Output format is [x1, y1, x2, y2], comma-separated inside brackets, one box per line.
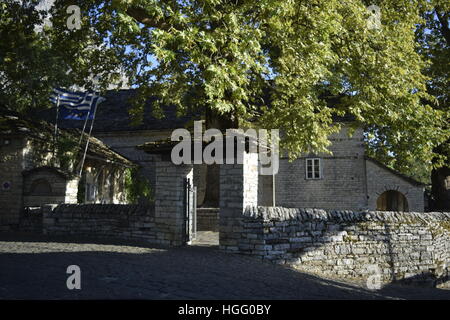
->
[30, 179, 52, 196]
[376, 190, 409, 212]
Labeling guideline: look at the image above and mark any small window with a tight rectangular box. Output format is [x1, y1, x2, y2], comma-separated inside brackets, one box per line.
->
[306, 158, 322, 179]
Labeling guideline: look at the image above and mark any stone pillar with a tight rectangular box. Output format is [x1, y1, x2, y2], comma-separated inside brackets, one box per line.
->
[42, 204, 58, 235]
[219, 151, 259, 252]
[154, 158, 193, 246]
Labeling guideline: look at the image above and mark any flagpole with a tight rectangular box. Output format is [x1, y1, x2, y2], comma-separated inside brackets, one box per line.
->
[78, 93, 100, 178]
[53, 94, 60, 159]
[78, 92, 90, 147]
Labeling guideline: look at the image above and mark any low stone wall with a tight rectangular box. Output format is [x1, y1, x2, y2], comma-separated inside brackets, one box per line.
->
[197, 208, 219, 231]
[19, 207, 43, 233]
[42, 203, 184, 246]
[239, 206, 450, 287]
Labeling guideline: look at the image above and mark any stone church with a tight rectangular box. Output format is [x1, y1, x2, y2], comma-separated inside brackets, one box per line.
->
[0, 107, 134, 230]
[260, 126, 425, 212]
[36, 89, 425, 215]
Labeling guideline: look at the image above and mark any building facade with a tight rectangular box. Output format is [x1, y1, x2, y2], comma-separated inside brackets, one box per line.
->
[0, 110, 134, 230]
[259, 126, 425, 212]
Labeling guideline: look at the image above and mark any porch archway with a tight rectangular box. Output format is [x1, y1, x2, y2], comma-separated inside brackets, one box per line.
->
[376, 190, 409, 212]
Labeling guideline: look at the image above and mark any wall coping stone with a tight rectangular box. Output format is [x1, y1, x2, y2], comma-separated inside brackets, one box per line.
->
[244, 206, 450, 223]
[49, 204, 154, 216]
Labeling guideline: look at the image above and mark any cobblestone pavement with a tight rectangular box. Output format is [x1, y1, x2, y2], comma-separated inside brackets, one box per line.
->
[0, 233, 449, 300]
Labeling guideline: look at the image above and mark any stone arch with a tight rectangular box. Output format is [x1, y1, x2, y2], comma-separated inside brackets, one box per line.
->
[376, 190, 409, 212]
[22, 166, 77, 207]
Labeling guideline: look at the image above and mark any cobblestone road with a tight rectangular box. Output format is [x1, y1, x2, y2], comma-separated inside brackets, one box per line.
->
[0, 233, 449, 300]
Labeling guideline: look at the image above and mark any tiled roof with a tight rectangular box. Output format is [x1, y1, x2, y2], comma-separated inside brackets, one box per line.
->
[36, 89, 355, 133]
[0, 108, 135, 168]
[37, 89, 202, 133]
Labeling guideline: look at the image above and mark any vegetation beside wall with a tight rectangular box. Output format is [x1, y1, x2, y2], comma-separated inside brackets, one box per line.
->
[124, 167, 154, 204]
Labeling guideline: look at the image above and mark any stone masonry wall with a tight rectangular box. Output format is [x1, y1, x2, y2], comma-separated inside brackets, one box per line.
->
[0, 136, 25, 230]
[43, 158, 195, 246]
[23, 168, 79, 207]
[220, 151, 259, 252]
[260, 126, 425, 212]
[197, 207, 219, 231]
[154, 159, 193, 246]
[193, 164, 207, 206]
[366, 159, 424, 212]
[239, 206, 450, 287]
[271, 127, 368, 211]
[42, 203, 182, 246]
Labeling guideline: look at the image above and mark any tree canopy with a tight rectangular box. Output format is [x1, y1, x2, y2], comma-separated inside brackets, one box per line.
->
[415, 1, 450, 207]
[1, 0, 448, 171]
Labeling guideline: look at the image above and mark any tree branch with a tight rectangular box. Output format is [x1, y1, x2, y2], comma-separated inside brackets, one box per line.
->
[124, 6, 182, 31]
[435, 8, 450, 46]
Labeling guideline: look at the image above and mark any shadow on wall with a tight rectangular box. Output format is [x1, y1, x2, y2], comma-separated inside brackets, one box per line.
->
[383, 222, 449, 288]
[388, 271, 449, 288]
[17, 207, 43, 233]
[238, 207, 450, 288]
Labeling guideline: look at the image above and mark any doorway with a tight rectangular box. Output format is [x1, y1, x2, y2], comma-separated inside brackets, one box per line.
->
[376, 190, 409, 212]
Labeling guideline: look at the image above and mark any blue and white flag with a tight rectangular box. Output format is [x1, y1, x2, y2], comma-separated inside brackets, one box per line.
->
[50, 88, 106, 120]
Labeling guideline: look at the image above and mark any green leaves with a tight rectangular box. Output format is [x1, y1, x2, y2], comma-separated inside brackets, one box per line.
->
[1, 0, 448, 179]
[124, 167, 154, 204]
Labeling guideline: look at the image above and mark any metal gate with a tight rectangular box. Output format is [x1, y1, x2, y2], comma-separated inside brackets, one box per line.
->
[184, 178, 197, 244]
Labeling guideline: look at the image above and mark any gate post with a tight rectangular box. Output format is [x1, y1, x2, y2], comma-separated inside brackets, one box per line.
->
[154, 159, 193, 246]
[183, 178, 197, 244]
[219, 151, 258, 252]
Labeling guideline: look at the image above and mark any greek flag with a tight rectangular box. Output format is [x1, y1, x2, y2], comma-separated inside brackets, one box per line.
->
[50, 88, 105, 120]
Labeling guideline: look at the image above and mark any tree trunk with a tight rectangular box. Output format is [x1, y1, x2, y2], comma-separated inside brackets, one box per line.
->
[431, 166, 450, 211]
[201, 108, 237, 207]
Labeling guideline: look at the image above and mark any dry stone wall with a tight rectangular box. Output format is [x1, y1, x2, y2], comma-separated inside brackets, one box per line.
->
[42, 203, 182, 246]
[239, 206, 450, 287]
[42, 160, 194, 246]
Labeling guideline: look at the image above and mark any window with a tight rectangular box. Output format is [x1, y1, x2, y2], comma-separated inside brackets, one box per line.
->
[84, 168, 98, 203]
[306, 158, 322, 179]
